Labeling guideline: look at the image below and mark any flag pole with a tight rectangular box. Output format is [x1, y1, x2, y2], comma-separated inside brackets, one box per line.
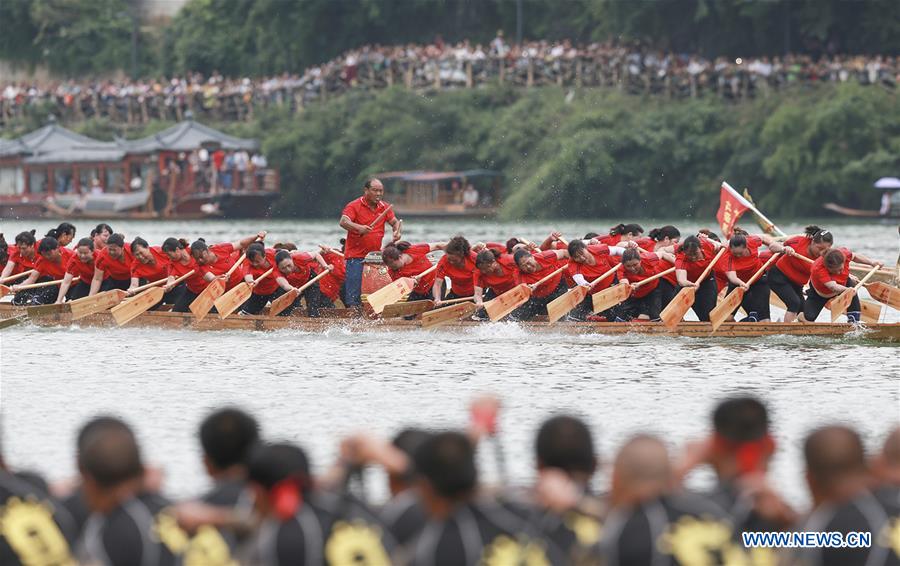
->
[722, 182, 786, 237]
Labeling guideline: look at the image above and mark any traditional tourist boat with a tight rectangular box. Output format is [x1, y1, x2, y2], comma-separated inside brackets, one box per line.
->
[824, 177, 900, 219]
[375, 170, 502, 218]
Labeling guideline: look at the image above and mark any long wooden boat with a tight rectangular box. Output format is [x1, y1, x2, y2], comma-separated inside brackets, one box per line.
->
[1, 304, 897, 342]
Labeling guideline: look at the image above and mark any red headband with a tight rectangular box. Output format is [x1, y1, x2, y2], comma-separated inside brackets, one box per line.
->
[270, 476, 305, 520]
[713, 433, 776, 475]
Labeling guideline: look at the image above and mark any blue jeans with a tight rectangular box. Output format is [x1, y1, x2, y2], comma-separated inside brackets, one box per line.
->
[344, 258, 365, 307]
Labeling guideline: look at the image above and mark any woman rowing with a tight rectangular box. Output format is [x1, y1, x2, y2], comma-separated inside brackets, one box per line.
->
[273, 248, 334, 317]
[90, 223, 113, 251]
[88, 233, 133, 296]
[1, 230, 38, 280]
[473, 249, 519, 317]
[616, 247, 677, 321]
[10, 237, 75, 305]
[190, 232, 264, 291]
[381, 241, 445, 302]
[673, 234, 723, 322]
[510, 247, 569, 320]
[800, 247, 883, 323]
[636, 225, 681, 308]
[318, 242, 347, 307]
[55, 238, 96, 303]
[433, 236, 476, 306]
[722, 233, 789, 322]
[162, 238, 212, 312]
[237, 242, 281, 315]
[45, 222, 77, 248]
[566, 239, 628, 320]
[599, 223, 644, 246]
[769, 226, 834, 323]
[130, 237, 171, 291]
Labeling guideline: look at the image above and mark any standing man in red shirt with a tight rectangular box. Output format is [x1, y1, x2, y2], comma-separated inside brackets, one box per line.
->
[339, 178, 402, 310]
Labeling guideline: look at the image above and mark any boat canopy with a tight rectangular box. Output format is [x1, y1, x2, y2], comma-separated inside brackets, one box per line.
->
[120, 120, 259, 154]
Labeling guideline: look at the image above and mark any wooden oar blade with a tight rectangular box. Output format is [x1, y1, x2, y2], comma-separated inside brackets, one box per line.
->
[485, 284, 531, 322]
[382, 299, 435, 318]
[0, 285, 10, 298]
[190, 279, 225, 321]
[421, 302, 477, 329]
[866, 282, 900, 310]
[26, 303, 70, 318]
[769, 291, 787, 310]
[829, 289, 856, 322]
[366, 278, 414, 314]
[269, 289, 299, 317]
[214, 283, 252, 320]
[546, 286, 588, 323]
[70, 290, 128, 320]
[591, 283, 631, 314]
[0, 315, 28, 330]
[110, 287, 164, 326]
[659, 287, 697, 330]
[709, 288, 744, 333]
[861, 299, 881, 324]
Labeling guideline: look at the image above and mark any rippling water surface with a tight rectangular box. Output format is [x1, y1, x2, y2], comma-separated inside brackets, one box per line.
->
[2, 218, 898, 508]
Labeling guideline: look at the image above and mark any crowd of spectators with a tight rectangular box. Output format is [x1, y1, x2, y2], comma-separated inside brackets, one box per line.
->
[2, 34, 897, 126]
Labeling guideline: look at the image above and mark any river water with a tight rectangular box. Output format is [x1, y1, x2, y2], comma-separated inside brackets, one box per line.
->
[1, 218, 898, 509]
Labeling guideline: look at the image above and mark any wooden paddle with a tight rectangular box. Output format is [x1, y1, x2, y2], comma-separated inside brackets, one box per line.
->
[829, 265, 881, 322]
[0, 277, 69, 298]
[368, 204, 393, 228]
[591, 267, 676, 314]
[826, 296, 881, 324]
[190, 252, 247, 321]
[111, 270, 196, 326]
[69, 276, 177, 320]
[383, 295, 474, 319]
[269, 269, 332, 316]
[421, 302, 478, 329]
[0, 315, 28, 330]
[366, 263, 438, 315]
[0, 270, 35, 285]
[660, 247, 727, 329]
[485, 265, 568, 322]
[769, 291, 787, 310]
[214, 267, 274, 320]
[864, 281, 899, 310]
[547, 263, 618, 323]
[709, 253, 781, 332]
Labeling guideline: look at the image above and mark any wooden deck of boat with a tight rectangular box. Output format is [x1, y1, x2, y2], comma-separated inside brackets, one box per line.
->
[1, 304, 897, 341]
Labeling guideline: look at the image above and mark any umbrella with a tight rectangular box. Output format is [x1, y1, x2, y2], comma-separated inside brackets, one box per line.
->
[874, 177, 900, 190]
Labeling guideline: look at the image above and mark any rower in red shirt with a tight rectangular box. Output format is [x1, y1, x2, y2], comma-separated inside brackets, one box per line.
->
[56, 237, 97, 303]
[10, 237, 75, 305]
[566, 239, 628, 320]
[769, 225, 834, 322]
[510, 248, 569, 320]
[634, 226, 681, 309]
[89, 233, 133, 296]
[239, 243, 280, 315]
[433, 236, 477, 306]
[674, 234, 724, 322]
[190, 232, 264, 291]
[339, 178, 402, 309]
[162, 237, 215, 312]
[273, 248, 333, 317]
[1, 230, 38, 280]
[381, 241, 444, 301]
[616, 248, 676, 321]
[130, 237, 171, 289]
[90, 223, 113, 252]
[802, 247, 882, 323]
[721, 233, 786, 322]
[473, 249, 519, 317]
[317, 243, 346, 305]
[598, 223, 644, 247]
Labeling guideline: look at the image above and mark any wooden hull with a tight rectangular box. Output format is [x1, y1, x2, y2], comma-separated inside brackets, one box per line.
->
[2, 304, 898, 342]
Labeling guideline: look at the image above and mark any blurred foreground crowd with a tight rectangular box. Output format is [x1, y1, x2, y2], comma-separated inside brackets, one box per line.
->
[2, 393, 898, 565]
[3, 35, 897, 126]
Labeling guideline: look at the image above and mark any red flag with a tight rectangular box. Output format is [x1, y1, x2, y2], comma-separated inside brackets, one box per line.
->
[716, 182, 752, 238]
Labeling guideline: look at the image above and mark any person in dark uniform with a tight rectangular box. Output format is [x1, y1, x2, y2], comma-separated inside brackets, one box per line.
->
[792, 426, 900, 566]
[598, 434, 740, 566]
[198, 407, 260, 510]
[245, 442, 395, 565]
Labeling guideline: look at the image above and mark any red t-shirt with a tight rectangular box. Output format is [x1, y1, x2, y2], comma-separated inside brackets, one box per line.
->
[484, 242, 507, 254]
[276, 251, 316, 287]
[65, 253, 95, 282]
[35, 248, 75, 280]
[618, 253, 666, 298]
[436, 252, 477, 296]
[243, 249, 279, 296]
[635, 237, 656, 252]
[168, 256, 207, 294]
[810, 247, 854, 297]
[94, 244, 134, 281]
[474, 254, 518, 295]
[318, 251, 346, 301]
[7, 245, 37, 274]
[516, 250, 565, 298]
[131, 246, 170, 282]
[573, 244, 616, 293]
[387, 244, 435, 295]
[599, 234, 622, 246]
[341, 198, 396, 259]
[725, 235, 763, 281]
[201, 243, 243, 290]
[775, 235, 814, 286]
[675, 238, 718, 282]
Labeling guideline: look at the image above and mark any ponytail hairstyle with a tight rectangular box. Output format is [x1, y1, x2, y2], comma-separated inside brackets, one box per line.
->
[444, 236, 470, 258]
[475, 249, 502, 269]
[131, 237, 149, 251]
[648, 225, 680, 242]
[381, 241, 411, 263]
[47, 222, 76, 240]
[678, 235, 702, 256]
[804, 225, 833, 245]
[15, 230, 37, 247]
[697, 229, 721, 242]
[513, 248, 532, 267]
[106, 233, 126, 248]
[272, 242, 297, 251]
[38, 237, 59, 254]
[246, 242, 266, 262]
[582, 232, 600, 240]
[92, 223, 114, 237]
[274, 249, 291, 265]
[190, 238, 209, 258]
[609, 223, 644, 237]
[76, 237, 94, 250]
[161, 237, 188, 253]
[0, 233, 8, 264]
[338, 238, 346, 253]
[621, 247, 641, 263]
[567, 239, 587, 259]
[731, 227, 749, 236]
[729, 234, 748, 250]
[505, 237, 523, 253]
[44, 227, 60, 239]
[823, 248, 845, 271]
